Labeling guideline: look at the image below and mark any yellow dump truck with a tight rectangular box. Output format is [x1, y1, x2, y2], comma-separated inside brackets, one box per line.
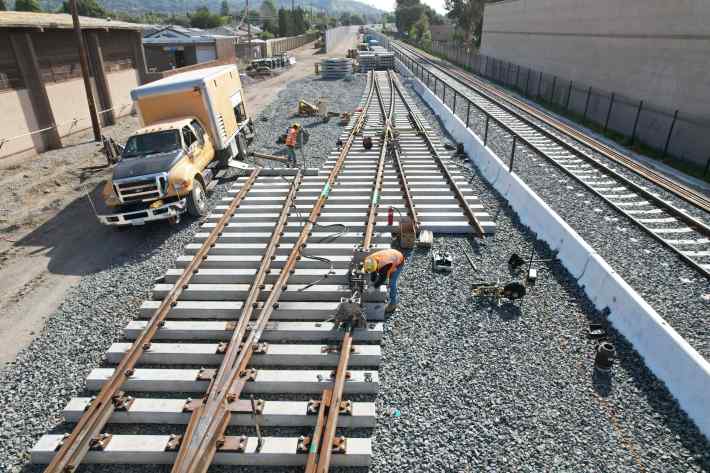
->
[96, 65, 254, 226]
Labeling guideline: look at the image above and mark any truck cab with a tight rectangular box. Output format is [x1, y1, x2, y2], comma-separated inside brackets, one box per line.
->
[95, 65, 252, 227]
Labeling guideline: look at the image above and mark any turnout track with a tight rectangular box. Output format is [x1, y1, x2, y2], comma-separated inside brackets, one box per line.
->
[384, 36, 710, 278]
[30, 71, 494, 471]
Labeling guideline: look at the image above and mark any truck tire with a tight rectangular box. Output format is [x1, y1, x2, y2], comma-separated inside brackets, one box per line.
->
[186, 179, 207, 217]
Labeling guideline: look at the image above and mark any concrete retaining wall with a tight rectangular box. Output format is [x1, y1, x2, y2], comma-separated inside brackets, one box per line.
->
[396, 57, 710, 438]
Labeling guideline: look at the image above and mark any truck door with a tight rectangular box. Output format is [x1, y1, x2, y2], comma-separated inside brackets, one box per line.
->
[189, 119, 213, 167]
[182, 125, 206, 170]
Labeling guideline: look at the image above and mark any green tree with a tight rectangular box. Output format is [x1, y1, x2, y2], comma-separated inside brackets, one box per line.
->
[412, 12, 429, 41]
[0, 0, 7, 11]
[259, 0, 278, 35]
[338, 12, 351, 26]
[167, 14, 191, 27]
[395, 0, 424, 37]
[61, 0, 107, 17]
[293, 7, 307, 34]
[445, 0, 483, 45]
[190, 6, 224, 28]
[348, 13, 364, 25]
[15, 0, 41, 12]
[220, 0, 229, 17]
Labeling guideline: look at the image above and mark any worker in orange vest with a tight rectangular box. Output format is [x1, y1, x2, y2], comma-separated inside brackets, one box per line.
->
[362, 248, 405, 314]
[285, 123, 300, 167]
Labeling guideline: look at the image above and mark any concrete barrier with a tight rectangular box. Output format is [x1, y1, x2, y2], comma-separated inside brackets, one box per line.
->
[397, 57, 710, 438]
[325, 26, 358, 54]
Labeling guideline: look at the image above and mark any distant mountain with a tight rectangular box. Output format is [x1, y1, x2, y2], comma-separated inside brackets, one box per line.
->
[37, 0, 384, 18]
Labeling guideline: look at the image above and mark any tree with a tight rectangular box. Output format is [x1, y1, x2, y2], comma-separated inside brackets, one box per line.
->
[395, 0, 424, 37]
[61, 0, 107, 18]
[445, 0, 483, 45]
[167, 14, 191, 27]
[259, 0, 278, 35]
[278, 8, 292, 36]
[190, 6, 224, 28]
[348, 14, 364, 25]
[220, 0, 229, 17]
[412, 13, 429, 42]
[0, 0, 7, 11]
[293, 7, 308, 34]
[15, 0, 41, 12]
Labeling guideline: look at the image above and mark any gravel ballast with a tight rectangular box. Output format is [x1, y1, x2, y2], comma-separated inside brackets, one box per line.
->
[414, 61, 710, 362]
[0, 74, 365, 473]
[366, 76, 710, 472]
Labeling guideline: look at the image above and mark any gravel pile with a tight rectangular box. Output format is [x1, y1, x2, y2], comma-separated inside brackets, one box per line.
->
[0, 75, 367, 473]
[421, 63, 710, 362]
[246, 74, 367, 171]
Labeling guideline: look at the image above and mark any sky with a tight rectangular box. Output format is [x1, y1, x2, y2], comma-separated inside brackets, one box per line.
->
[363, 0, 448, 15]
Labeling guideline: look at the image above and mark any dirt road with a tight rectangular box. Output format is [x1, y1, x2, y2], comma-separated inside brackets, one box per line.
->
[0, 32, 357, 366]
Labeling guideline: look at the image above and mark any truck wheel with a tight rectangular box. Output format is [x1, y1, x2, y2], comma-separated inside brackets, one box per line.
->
[186, 180, 207, 217]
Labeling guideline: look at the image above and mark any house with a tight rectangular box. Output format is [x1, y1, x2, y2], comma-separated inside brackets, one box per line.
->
[143, 25, 237, 72]
[0, 11, 147, 158]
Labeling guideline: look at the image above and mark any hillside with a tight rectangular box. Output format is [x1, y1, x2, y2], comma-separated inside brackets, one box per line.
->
[36, 0, 384, 18]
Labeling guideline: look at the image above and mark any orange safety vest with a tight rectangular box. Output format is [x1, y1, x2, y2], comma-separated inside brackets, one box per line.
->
[285, 127, 298, 147]
[370, 249, 405, 278]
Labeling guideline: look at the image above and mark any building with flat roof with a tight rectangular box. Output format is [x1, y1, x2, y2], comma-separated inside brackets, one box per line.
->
[0, 11, 148, 159]
[143, 26, 237, 72]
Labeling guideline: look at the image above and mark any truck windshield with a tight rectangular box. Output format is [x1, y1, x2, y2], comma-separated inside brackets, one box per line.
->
[123, 130, 181, 158]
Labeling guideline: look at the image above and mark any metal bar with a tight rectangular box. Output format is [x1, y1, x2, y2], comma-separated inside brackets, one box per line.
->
[525, 69, 531, 97]
[565, 81, 573, 110]
[172, 169, 302, 473]
[662, 110, 679, 159]
[452, 90, 457, 115]
[484, 115, 490, 145]
[515, 65, 520, 91]
[604, 93, 615, 132]
[630, 100, 644, 146]
[442, 81, 447, 105]
[582, 86, 592, 123]
[536, 71, 543, 99]
[465, 101, 471, 128]
[550, 76, 557, 103]
[509, 136, 517, 173]
[43, 167, 262, 473]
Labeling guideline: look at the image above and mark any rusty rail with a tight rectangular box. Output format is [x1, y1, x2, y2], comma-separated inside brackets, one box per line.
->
[305, 70, 395, 473]
[170, 71, 377, 473]
[391, 73, 486, 237]
[43, 167, 262, 473]
[172, 169, 303, 473]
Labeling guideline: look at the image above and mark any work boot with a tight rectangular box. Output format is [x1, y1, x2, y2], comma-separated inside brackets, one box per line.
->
[385, 303, 398, 314]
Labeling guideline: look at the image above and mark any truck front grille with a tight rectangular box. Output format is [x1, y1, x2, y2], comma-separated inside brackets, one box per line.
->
[114, 174, 168, 203]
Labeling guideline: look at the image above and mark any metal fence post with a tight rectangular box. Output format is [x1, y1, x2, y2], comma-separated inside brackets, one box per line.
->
[466, 101, 471, 128]
[630, 100, 644, 146]
[515, 65, 520, 91]
[550, 76, 557, 103]
[525, 69, 531, 97]
[604, 93, 615, 132]
[452, 90, 457, 114]
[509, 136, 517, 172]
[565, 81, 573, 110]
[582, 86, 593, 123]
[704, 157, 710, 177]
[484, 115, 490, 145]
[662, 110, 679, 159]
[536, 71, 543, 99]
[434, 76, 437, 95]
[442, 82, 447, 104]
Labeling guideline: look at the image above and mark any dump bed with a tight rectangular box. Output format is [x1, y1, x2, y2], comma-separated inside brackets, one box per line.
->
[131, 65, 246, 151]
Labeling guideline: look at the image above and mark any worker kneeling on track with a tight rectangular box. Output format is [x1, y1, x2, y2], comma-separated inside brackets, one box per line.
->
[362, 248, 405, 314]
[285, 122, 300, 167]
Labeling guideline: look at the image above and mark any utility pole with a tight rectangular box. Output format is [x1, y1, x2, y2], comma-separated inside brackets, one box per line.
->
[69, 0, 101, 142]
[246, 0, 252, 60]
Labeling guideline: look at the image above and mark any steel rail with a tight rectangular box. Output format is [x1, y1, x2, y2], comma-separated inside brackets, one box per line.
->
[171, 168, 303, 473]
[43, 166, 262, 473]
[392, 39, 710, 213]
[306, 70, 396, 473]
[169, 71, 378, 473]
[391, 40, 710, 277]
[391, 71, 487, 237]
